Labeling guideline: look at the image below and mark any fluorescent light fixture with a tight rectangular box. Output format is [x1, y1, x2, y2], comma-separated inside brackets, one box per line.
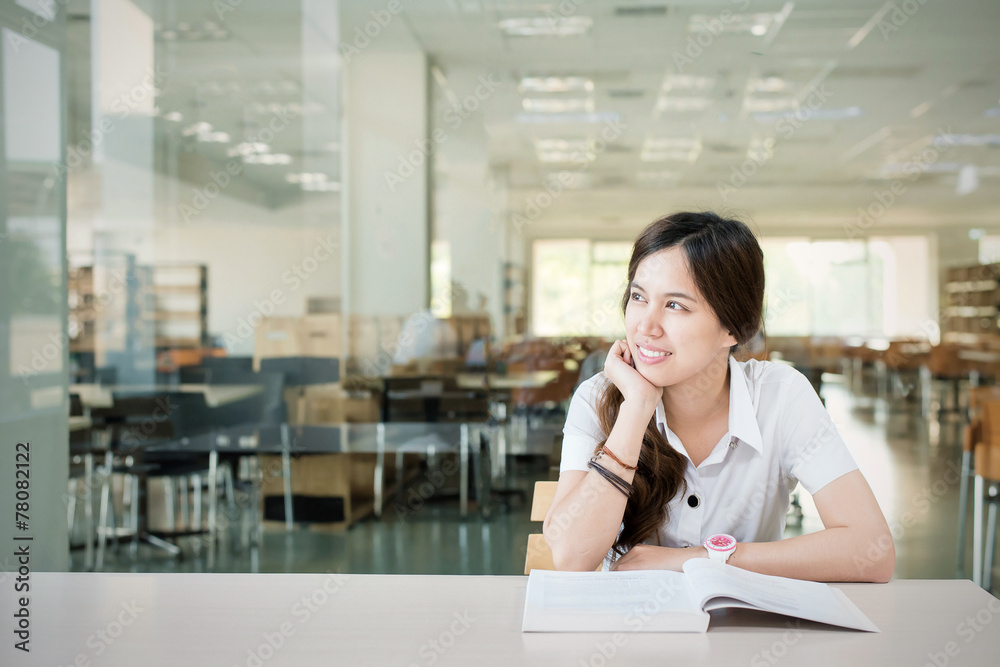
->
[661, 75, 715, 91]
[641, 137, 701, 163]
[301, 181, 341, 192]
[242, 153, 292, 165]
[847, 3, 895, 49]
[515, 112, 621, 124]
[182, 121, 213, 137]
[499, 16, 592, 37]
[753, 107, 863, 122]
[537, 150, 594, 163]
[747, 76, 789, 93]
[938, 134, 1000, 147]
[198, 131, 230, 143]
[688, 13, 774, 34]
[522, 98, 595, 113]
[957, 165, 980, 195]
[743, 97, 798, 113]
[228, 142, 270, 157]
[519, 76, 594, 93]
[969, 228, 986, 240]
[285, 173, 329, 184]
[162, 111, 183, 122]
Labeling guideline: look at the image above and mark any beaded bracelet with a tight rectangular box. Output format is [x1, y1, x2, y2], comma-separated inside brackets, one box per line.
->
[600, 445, 638, 471]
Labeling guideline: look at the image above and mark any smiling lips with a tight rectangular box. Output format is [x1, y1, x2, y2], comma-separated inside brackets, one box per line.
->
[636, 345, 672, 364]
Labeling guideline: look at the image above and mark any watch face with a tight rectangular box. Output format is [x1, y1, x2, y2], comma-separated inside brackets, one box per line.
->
[705, 534, 736, 551]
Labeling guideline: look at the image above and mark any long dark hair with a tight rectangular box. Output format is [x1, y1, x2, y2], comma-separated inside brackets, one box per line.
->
[599, 211, 765, 557]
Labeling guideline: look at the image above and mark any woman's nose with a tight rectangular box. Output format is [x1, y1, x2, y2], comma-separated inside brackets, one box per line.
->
[636, 309, 662, 336]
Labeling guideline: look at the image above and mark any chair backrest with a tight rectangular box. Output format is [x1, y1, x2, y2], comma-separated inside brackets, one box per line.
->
[525, 481, 559, 574]
[975, 399, 1000, 480]
[524, 480, 604, 574]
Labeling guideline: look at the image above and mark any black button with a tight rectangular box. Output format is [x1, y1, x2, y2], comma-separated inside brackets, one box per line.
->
[687, 494, 700, 508]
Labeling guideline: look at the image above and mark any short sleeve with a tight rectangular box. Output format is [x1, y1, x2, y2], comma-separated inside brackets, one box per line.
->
[778, 370, 858, 494]
[559, 373, 610, 473]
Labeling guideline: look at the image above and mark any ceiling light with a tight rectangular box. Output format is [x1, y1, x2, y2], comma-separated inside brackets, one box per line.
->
[515, 112, 621, 124]
[182, 122, 213, 137]
[198, 131, 230, 143]
[499, 16, 592, 37]
[661, 75, 714, 91]
[285, 173, 328, 184]
[938, 134, 1000, 147]
[640, 137, 701, 163]
[519, 76, 594, 93]
[301, 181, 341, 192]
[228, 142, 271, 157]
[747, 76, 788, 93]
[743, 97, 798, 113]
[522, 98, 595, 113]
[242, 153, 292, 165]
[687, 13, 774, 34]
[162, 111, 183, 122]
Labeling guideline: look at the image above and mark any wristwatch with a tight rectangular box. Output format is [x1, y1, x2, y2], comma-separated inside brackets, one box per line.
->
[703, 533, 737, 564]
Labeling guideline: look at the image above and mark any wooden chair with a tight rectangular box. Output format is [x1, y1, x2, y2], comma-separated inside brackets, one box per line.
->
[525, 481, 558, 574]
[959, 387, 1000, 574]
[973, 400, 1000, 589]
[524, 480, 602, 574]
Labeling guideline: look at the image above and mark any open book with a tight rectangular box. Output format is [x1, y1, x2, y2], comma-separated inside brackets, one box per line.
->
[522, 559, 879, 633]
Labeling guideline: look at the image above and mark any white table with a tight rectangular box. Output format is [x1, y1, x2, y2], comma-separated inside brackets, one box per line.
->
[455, 371, 559, 390]
[3, 573, 998, 666]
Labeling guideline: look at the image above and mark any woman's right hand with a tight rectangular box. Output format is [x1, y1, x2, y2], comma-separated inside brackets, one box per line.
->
[603, 339, 661, 411]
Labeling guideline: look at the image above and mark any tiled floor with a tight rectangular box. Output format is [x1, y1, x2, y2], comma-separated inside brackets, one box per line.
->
[75, 377, 999, 593]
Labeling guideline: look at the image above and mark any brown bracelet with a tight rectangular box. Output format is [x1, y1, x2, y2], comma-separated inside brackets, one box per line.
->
[600, 445, 637, 471]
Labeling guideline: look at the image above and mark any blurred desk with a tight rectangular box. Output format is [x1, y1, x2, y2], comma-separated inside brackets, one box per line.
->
[455, 371, 559, 390]
[5, 574, 999, 666]
[70, 383, 262, 409]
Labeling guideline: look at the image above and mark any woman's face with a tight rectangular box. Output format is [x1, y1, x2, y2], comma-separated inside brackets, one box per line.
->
[624, 246, 737, 390]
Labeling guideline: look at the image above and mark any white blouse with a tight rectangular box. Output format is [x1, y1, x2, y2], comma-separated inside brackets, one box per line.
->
[560, 355, 858, 549]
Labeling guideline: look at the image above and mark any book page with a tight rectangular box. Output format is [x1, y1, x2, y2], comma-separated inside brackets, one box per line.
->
[681, 559, 879, 632]
[521, 570, 710, 632]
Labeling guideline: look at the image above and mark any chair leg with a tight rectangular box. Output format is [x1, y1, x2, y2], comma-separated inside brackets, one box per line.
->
[96, 469, 112, 571]
[974, 475, 984, 587]
[985, 484, 998, 592]
[192, 474, 202, 531]
[177, 477, 188, 531]
[129, 475, 140, 557]
[67, 479, 78, 535]
[957, 450, 972, 574]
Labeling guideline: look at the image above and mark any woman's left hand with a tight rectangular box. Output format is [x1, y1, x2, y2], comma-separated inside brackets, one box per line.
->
[611, 544, 708, 571]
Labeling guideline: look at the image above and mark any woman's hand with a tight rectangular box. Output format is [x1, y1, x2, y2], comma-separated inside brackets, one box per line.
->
[603, 339, 661, 410]
[611, 544, 708, 572]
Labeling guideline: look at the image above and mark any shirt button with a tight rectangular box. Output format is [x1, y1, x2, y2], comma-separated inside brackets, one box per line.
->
[687, 494, 701, 508]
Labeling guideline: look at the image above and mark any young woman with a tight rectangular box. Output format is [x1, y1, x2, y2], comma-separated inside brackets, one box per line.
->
[543, 212, 895, 582]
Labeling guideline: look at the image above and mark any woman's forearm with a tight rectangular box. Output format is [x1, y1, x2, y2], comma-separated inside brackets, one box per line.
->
[729, 526, 895, 582]
[543, 399, 655, 570]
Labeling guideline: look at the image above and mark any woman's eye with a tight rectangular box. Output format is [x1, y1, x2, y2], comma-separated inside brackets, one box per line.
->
[630, 292, 643, 302]
[667, 301, 684, 310]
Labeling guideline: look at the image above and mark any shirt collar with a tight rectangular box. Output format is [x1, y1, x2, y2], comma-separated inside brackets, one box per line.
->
[653, 355, 764, 456]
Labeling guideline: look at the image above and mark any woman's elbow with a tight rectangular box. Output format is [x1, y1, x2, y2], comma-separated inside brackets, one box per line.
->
[855, 530, 895, 583]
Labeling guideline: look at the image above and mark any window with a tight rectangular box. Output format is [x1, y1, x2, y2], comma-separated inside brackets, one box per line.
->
[531, 240, 630, 337]
[763, 236, 930, 338]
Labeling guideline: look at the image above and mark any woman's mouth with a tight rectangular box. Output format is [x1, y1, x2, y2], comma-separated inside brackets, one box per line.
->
[635, 345, 672, 364]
